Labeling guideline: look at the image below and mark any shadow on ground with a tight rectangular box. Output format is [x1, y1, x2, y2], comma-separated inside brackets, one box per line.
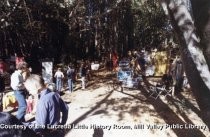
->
[64, 70, 208, 137]
[138, 85, 206, 137]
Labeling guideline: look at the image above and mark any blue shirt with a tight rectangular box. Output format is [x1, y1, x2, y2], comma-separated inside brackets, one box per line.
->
[36, 89, 68, 127]
[67, 68, 75, 79]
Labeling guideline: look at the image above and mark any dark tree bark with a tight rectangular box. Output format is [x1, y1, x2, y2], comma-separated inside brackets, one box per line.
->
[159, 0, 210, 128]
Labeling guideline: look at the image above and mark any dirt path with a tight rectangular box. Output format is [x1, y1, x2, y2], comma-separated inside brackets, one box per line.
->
[61, 72, 210, 137]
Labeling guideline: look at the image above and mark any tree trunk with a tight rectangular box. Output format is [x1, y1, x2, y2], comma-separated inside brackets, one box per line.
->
[159, 0, 210, 128]
[191, 0, 210, 71]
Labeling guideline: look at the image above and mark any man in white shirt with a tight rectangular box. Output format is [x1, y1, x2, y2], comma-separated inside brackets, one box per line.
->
[10, 62, 28, 122]
[54, 68, 64, 93]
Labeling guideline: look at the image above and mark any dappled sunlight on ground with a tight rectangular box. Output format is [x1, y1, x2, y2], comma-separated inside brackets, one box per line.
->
[60, 71, 210, 137]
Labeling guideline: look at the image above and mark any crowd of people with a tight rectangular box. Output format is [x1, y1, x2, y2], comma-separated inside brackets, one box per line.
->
[53, 61, 90, 93]
[0, 56, 101, 137]
[0, 60, 70, 136]
[0, 50, 190, 136]
[110, 48, 189, 94]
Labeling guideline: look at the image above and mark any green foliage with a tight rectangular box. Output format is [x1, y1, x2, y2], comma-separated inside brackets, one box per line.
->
[0, 0, 174, 61]
[132, 0, 172, 49]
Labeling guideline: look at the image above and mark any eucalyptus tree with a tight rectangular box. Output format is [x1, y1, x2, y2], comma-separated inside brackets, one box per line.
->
[0, 0, 70, 60]
[159, 0, 210, 128]
[132, 0, 172, 50]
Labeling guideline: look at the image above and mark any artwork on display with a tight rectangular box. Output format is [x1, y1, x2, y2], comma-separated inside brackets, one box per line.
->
[42, 60, 53, 84]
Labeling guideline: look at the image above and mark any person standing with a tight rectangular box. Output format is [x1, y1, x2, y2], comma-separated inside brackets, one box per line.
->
[112, 50, 119, 71]
[66, 65, 75, 93]
[10, 62, 28, 122]
[54, 68, 64, 93]
[138, 53, 146, 76]
[80, 63, 87, 90]
[174, 58, 184, 93]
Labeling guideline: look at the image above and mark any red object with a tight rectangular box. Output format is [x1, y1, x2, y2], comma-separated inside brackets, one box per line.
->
[112, 52, 118, 71]
[0, 61, 7, 73]
[26, 99, 34, 114]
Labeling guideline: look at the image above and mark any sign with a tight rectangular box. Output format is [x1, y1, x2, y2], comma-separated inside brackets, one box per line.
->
[42, 60, 53, 84]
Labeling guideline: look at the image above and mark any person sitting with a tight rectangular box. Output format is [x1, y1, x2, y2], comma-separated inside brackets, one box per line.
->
[24, 74, 69, 136]
[0, 112, 39, 137]
[156, 74, 173, 91]
[161, 73, 173, 89]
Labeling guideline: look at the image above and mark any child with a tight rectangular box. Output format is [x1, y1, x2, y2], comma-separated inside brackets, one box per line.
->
[26, 95, 34, 114]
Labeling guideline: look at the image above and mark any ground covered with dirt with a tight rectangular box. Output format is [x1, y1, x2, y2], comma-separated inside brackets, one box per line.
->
[61, 70, 210, 137]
